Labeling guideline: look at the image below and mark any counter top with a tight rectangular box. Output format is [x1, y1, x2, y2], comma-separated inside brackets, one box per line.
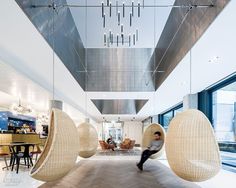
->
[0, 132, 38, 135]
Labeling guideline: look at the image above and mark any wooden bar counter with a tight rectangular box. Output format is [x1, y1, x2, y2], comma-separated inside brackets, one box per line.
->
[0, 133, 46, 153]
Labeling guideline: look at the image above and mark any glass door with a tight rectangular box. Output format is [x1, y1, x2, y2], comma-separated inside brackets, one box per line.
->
[102, 121, 124, 144]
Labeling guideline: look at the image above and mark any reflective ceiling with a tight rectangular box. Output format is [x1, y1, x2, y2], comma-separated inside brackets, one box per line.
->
[92, 99, 148, 114]
[15, 0, 230, 115]
[68, 0, 175, 48]
[86, 48, 155, 91]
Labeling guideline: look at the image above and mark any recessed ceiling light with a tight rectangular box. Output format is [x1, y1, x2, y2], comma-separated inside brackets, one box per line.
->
[180, 81, 187, 86]
[208, 56, 220, 63]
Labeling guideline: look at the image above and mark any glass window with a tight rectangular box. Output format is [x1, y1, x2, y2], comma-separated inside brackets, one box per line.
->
[163, 111, 173, 129]
[211, 80, 236, 169]
[212, 81, 236, 142]
[160, 104, 183, 130]
[142, 117, 152, 133]
[102, 122, 124, 143]
[174, 107, 183, 116]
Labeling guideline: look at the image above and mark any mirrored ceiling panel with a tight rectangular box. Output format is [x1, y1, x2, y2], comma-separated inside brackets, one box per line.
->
[67, 0, 178, 48]
[86, 48, 155, 91]
[16, 0, 230, 93]
[91, 99, 148, 114]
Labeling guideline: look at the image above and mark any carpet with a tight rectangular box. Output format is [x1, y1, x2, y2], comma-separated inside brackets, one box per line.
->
[40, 159, 200, 188]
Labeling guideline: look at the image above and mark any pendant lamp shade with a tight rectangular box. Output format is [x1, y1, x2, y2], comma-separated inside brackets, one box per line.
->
[165, 109, 221, 182]
[142, 123, 166, 159]
[77, 122, 98, 158]
[30, 108, 79, 182]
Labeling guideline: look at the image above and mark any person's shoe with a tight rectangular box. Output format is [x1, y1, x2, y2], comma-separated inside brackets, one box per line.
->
[136, 163, 143, 171]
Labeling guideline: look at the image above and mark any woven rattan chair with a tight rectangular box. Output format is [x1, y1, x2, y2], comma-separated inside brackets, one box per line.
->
[165, 109, 221, 182]
[77, 122, 98, 158]
[142, 123, 165, 159]
[30, 108, 79, 182]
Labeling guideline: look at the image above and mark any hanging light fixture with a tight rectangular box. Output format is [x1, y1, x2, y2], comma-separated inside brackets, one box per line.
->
[138, 2, 141, 17]
[118, 11, 121, 25]
[102, 0, 144, 47]
[37, 113, 49, 124]
[102, 1, 104, 17]
[12, 99, 32, 114]
[131, 1, 134, 16]
[109, 2, 112, 17]
[122, 2, 125, 17]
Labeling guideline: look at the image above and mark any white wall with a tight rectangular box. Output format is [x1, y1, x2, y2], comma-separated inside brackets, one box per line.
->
[94, 122, 103, 141]
[0, 1, 98, 121]
[123, 121, 142, 145]
[94, 121, 143, 145]
[154, 0, 236, 114]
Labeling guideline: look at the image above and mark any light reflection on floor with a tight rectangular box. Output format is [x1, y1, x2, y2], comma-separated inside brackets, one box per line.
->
[0, 150, 235, 188]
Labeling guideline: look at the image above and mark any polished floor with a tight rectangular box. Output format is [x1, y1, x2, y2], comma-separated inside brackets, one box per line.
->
[0, 150, 235, 188]
[221, 151, 236, 173]
[40, 159, 199, 188]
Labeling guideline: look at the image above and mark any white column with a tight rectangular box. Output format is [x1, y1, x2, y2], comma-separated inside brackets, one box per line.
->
[183, 93, 198, 110]
[49, 100, 63, 110]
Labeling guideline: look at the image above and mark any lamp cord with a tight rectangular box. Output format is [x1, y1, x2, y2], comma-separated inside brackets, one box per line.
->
[52, 1, 55, 101]
[85, 0, 88, 119]
[190, 49, 192, 94]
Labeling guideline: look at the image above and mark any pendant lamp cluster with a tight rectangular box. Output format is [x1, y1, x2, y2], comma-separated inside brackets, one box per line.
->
[102, 0, 144, 47]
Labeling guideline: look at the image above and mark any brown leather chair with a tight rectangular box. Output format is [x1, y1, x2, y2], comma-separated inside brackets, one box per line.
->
[129, 140, 135, 149]
[30, 144, 42, 162]
[99, 140, 115, 150]
[120, 138, 135, 149]
[0, 146, 10, 170]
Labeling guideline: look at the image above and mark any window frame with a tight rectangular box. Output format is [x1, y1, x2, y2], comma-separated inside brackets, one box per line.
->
[159, 103, 183, 128]
[203, 73, 236, 124]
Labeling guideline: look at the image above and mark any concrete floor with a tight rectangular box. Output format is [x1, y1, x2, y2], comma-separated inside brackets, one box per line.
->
[0, 150, 235, 188]
[221, 151, 236, 173]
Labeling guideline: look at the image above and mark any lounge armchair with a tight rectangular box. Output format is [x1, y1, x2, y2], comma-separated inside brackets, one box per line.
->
[120, 139, 135, 149]
[99, 140, 115, 150]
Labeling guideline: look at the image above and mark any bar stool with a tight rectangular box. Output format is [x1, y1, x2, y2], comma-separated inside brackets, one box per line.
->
[30, 144, 42, 162]
[0, 146, 10, 170]
[10, 144, 34, 173]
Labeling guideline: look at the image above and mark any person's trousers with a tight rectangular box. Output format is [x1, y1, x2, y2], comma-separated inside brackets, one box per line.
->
[138, 149, 158, 166]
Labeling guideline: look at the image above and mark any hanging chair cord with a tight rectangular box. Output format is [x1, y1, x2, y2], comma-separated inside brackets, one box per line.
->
[189, 49, 192, 94]
[52, 1, 55, 101]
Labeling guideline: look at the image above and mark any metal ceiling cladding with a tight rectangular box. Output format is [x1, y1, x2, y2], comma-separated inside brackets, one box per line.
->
[15, 0, 86, 90]
[152, 0, 230, 90]
[91, 99, 148, 114]
[15, 0, 229, 115]
[86, 48, 155, 92]
[15, 0, 229, 92]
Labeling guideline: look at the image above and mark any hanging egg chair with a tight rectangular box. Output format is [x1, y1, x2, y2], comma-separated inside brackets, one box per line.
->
[142, 123, 166, 159]
[77, 122, 98, 158]
[30, 108, 79, 182]
[165, 109, 221, 182]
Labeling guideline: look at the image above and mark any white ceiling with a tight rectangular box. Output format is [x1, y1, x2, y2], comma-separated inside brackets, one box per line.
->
[0, 60, 50, 112]
[153, 0, 236, 114]
[0, 60, 87, 124]
[0, 0, 235, 123]
[67, 0, 175, 48]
